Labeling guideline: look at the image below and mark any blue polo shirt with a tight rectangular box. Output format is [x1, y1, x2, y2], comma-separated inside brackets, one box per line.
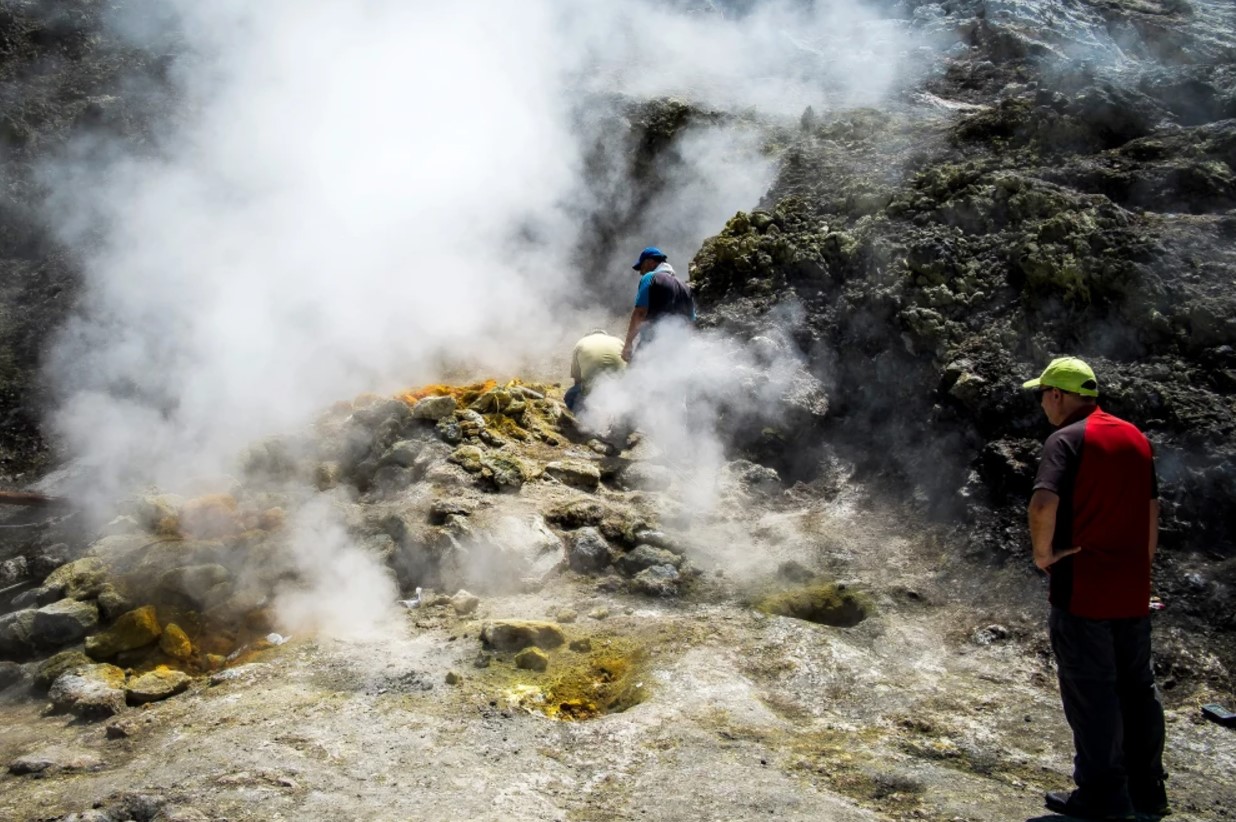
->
[635, 263, 696, 321]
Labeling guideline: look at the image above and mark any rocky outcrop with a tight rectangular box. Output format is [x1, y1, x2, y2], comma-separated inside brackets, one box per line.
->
[0, 1, 178, 477]
[689, 0, 1236, 662]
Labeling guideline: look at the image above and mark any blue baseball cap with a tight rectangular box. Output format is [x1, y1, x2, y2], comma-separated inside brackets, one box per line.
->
[631, 246, 667, 270]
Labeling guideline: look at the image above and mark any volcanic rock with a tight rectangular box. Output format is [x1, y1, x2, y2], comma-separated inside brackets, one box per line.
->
[567, 527, 611, 574]
[159, 623, 193, 660]
[35, 650, 92, 689]
[95, 584, 135, 621]
[179, 495, 242, 539]
[448, 445, 484, 473]
[725, 460, 782, 496]
[616, 545, 682, 577]
[126, 667, 191, 704]
[629, 564, 681, 597]
[544, 498, 607, 529]
[617, 462, 674, 491]
[48, 663, 127, 717]
[412, 395, 457, 420]
[379, 440, 420, 468]
[85, 605, 162, 659]
[481, 452, 533, 491]
[119, 494, 182, 534]
[8, 747, 103, 776]
[86, 535, 155, 570]
[514, 647, 549, 672]
[41, 556, 108, 600]
[631, 529, 684, 556]
[157, 564, 230, 607]
[0, 609, 37, 657]
[480, 620, 565, 652]
[152, 806, 210, 822]
[0, 555, 28, 585]
[0, 660, 25, 690]
[544, 460, 601, 491]
[428, 497, 478, 524]
[31, 597, 99, 648]
[450, 590, 480, 616]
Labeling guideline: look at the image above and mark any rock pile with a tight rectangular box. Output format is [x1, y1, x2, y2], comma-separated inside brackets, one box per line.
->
[0, 379, 717, 715]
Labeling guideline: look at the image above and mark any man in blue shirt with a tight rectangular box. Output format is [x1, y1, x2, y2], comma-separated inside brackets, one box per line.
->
[621, 246, 696, 362]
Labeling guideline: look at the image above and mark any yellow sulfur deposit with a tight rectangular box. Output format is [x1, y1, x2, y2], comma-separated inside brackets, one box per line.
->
[159, 623, 193, 660]
[85, 605, 162, 659]
[754, 582, 872, 628]
[491, 636, 647, 721]
[399, 380, 497, 407]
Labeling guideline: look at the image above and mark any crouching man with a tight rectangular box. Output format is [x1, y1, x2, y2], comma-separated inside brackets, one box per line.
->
[564, 329, 625, 415]
[1024, 356, 1168, 821]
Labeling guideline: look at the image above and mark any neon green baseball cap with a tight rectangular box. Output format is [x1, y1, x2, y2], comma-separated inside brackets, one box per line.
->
[1023, 356, 1099, 397]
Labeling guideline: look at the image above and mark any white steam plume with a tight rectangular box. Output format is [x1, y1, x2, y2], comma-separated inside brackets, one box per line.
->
[36, 0, 925, 623]
[44, 0, 921, 499]
[274, 494, 399, 639]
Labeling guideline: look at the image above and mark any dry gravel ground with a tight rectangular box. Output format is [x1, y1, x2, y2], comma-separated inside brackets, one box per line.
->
[2, 500, 1234, 822]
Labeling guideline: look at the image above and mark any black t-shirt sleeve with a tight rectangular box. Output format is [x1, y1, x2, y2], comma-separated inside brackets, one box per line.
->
[1034, 426, 1082, 495]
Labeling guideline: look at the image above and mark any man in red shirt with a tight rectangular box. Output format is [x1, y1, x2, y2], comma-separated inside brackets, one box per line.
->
[1024, 357, 1168, 820]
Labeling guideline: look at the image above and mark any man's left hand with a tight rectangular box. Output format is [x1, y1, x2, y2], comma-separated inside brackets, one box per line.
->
[1036, 545, 1082, 570]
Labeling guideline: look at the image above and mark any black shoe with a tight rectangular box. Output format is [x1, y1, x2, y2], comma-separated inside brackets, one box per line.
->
[1045, 790, 1136, 820]
[1130, 780, 1170, 817]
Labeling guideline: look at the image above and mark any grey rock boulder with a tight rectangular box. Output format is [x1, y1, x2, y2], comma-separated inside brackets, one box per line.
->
[31, 598, 99, 648]
[480, 620, 565, 652]
[8, 746, 103, 776]
[567, 527, 611, 574]
[0, 555, 28, 585]
[412, 395, 457, 420]
[35, 650, 92, 689]
[545, 460, 601, 491]
[48, 663, 127, 717]
[0, 609, 36, 658]
[126, 668, 191, 705]
[0, 659, 27, 690]
[41, 556, 108, 600]
[616, 545, 682, 577]
[629, 564, 682, 597]
[379, 439, 421, 468]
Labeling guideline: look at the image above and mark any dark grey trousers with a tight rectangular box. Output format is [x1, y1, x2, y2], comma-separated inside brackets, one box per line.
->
[1049, 607, 1166, 804]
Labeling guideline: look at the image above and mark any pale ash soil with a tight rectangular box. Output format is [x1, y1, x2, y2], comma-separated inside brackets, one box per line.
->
[2, 500, 1234, 822]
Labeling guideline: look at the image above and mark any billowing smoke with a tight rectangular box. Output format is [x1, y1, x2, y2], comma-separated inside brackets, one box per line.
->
[37, 0, 926, 627]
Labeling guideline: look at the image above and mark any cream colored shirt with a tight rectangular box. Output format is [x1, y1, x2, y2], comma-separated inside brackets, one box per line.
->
[572, 332, 626, 389]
